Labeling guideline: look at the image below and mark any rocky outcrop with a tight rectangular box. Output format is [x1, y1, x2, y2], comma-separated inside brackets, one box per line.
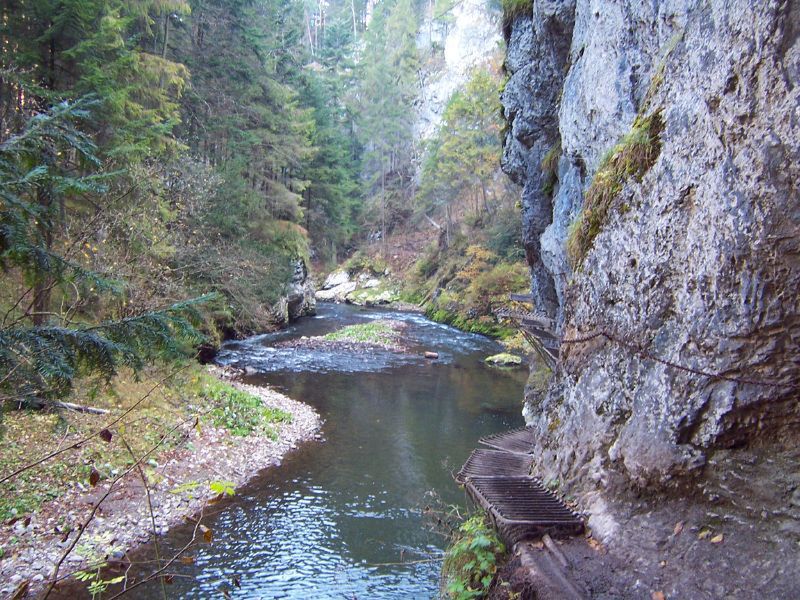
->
[503, 0, 800, 493]
[273, 259, 316, 325]
[315, 270, 400, 306]
[315, 270, 357, 302]
[415, 0, 501, 142]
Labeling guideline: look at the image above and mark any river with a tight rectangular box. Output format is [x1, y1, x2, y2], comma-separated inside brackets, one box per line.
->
[125, 303, 526, 598]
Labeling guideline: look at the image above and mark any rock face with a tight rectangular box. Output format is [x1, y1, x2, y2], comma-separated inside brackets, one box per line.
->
[273, 259, 316, 325]
[415, 0, 502, 142]
[315, 270, 357, 302]
[315, 270, 399, 306]
[502, 0, 800, 492]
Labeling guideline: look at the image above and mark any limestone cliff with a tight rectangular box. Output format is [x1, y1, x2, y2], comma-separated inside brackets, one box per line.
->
[503, 0, 799, 514]
[415, 0, 502, 142]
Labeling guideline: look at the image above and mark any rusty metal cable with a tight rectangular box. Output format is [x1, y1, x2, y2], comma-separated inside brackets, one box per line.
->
[560, 330, 792, 389]
[499, 303, 794, 389]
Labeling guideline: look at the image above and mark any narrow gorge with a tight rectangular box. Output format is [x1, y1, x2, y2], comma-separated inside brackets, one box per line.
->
[1, 0, 798, 598]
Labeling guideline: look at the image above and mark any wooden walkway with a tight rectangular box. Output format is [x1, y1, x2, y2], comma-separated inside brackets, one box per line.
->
[456, 427, 584, 546]
[495, 296, 560, 370]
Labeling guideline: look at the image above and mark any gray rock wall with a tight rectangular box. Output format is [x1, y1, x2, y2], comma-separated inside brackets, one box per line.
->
[502, 0, 800, 490]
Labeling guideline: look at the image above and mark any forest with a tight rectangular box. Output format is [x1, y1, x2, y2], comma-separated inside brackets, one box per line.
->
[0, 0, 529, 596]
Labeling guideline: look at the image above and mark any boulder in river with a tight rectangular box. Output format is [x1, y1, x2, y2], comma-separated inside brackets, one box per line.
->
[485, 353, 523, 366]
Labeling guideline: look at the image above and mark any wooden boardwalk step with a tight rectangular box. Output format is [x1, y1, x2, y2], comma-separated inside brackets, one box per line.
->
[455, 449, 534, 484]
[478, 426, 535, 454]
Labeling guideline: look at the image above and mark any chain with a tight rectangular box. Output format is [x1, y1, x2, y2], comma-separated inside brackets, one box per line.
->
[560, 329, 791, 389]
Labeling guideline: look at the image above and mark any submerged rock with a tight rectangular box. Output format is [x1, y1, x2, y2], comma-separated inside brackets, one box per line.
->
[485, 353, 523, 366]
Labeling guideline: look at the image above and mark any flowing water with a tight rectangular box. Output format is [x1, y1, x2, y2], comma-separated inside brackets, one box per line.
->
[124, 303, 526, 599]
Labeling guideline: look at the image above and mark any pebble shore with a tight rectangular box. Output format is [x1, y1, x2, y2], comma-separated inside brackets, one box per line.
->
[0, 366, 321, 598]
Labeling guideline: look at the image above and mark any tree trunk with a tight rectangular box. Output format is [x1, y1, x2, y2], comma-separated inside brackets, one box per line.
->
[381, 166, 387, 258]
[481, 181, 493, 215]
[162, 13, 169, 59]
[32, 149, 55, 326]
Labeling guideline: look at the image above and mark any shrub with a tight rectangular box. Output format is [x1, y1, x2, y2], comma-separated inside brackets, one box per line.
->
[464, 262, 529, 315]
[567, 111, 663, 267]
[441, 513, 506, 599]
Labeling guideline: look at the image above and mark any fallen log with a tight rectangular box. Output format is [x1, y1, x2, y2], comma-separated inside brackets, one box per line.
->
[54, 401, 109, 415]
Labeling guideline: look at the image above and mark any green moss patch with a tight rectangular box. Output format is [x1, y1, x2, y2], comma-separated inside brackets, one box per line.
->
[322, 321, 401, 345]
[485, 352, 523, 366]
[345, 284, 400, 306]
[567, 112, 664, 267]
[501, 0, 533, 39]
[205, 379, 291, 438]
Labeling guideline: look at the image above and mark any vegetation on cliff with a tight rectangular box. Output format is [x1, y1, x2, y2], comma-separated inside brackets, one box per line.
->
[566, 112, 664, 266]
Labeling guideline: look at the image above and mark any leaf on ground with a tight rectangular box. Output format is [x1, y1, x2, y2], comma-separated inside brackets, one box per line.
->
[99, 428, 113, 443]
[10, 580, 29, 600]
[673, 521, 684, 536]
[710, 534, 724, 544]
[180, 555, 195, 565]
[163, 574, 174, 584]
[200, 524, 213, 543]
[89, 467, 100, 487]
[652, 592, 666, 600]
[698, 529, 711, 540]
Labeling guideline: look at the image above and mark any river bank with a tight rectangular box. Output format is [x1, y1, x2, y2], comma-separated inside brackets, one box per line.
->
[0, 366, 321, 598]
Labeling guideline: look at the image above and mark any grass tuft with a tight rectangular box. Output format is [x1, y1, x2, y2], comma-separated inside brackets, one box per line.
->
[205, 379, 291, 438]
[567, 111, 664, 267]
[541, 138, 562, 197]
[322, 321, 399, 345]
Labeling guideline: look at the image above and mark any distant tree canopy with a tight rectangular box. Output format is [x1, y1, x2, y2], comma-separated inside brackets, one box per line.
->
[0, 0, 373, 404]
[0, 0, 520, 404]
[418, 64, 517, 244]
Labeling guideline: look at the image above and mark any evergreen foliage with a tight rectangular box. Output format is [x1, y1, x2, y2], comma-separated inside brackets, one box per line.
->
[0, 99, 208, 405]
[419, 67, 505, 237]
[357, 0, 420, 244]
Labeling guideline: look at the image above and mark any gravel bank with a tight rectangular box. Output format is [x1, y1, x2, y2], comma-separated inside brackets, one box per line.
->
[0, 366, 321, 598]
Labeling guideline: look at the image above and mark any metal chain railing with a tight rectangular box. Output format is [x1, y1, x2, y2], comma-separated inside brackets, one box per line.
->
[560, 329, 793, 389]
[497, 306, 794, 390]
